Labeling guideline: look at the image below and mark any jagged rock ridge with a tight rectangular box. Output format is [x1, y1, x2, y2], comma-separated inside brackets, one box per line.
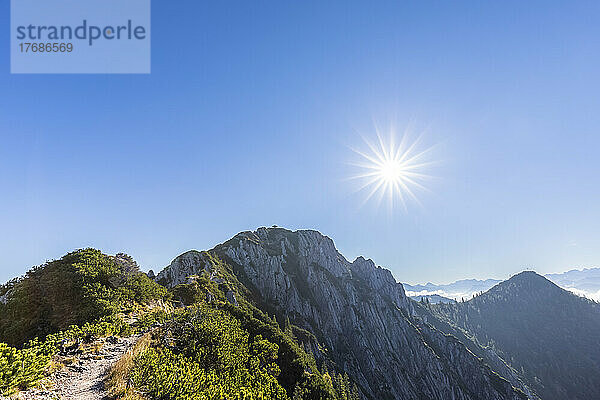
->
[158, 227, 529, 400]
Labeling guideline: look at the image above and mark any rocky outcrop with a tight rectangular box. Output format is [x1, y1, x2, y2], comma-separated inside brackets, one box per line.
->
[157, 227, 530, 400]
[156, 250, 213, 287]
[0, 290, 10, 305]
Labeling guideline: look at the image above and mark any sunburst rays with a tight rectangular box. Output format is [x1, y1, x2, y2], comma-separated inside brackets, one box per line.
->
[348, 126, 438, 211]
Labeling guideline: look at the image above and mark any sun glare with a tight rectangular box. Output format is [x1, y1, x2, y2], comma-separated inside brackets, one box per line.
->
[380, 160, 402, 183]
[349, 126, 437, 211]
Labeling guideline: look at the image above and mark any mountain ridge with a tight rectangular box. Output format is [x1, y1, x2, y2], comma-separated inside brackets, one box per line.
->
[430, 271, 600, 400]
[158, 226, 530, 400]
[3, 226, 597, 399]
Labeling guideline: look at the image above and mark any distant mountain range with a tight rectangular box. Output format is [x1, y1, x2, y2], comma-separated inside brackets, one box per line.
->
[404, 278, 502, 302]
[404, 267, 600, 301]
[545, 268, 600, 300]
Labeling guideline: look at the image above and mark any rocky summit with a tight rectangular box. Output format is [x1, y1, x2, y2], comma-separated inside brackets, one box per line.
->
[158, 227, 529, 400]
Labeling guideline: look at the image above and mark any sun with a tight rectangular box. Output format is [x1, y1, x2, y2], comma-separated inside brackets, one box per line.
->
[380, 159, 403, 183]
[349, 127, 437, 211]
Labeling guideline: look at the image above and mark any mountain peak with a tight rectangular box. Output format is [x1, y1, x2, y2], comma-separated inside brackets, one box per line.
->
[435, 268, 600, 400]
[505, 270, 557, 288]
[511, 270, 539, 277]
[229, 226, 330, 242]
[461, 269, 596, 312]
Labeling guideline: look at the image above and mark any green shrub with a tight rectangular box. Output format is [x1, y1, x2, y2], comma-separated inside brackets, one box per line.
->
[135, 309, 170, 331]
[0, 341, 54, 395]
[130, 305, 289, 400]
[0, 249, 168, 347]
[0, 317, 129, 395]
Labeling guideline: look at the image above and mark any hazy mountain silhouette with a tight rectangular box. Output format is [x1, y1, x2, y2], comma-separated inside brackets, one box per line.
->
[432, 271, 600, 400]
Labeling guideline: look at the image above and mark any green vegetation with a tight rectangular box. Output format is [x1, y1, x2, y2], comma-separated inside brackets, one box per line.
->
[0, 249, 170, 395]
[0, 317, 130, 395]
[116, 253, 354, 400]
[123, 301, 342, 400]
[0, 248, 169, 347]
[0, 341, 54, 394]
[130, 305, 289, 400]
[321, 368, 361, 400]
[1, 249, 362, 399]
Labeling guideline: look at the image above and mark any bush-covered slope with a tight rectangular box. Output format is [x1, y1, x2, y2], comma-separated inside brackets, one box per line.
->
[1, 248, 357, 399]
[0, 319, 132, 395]
[0, 249, 168, 347]
[118, 251, 357, 400]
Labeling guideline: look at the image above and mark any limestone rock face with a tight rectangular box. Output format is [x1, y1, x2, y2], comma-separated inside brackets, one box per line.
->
[0, 290, 10, 305]
[157, 227, 530, 400]
[156, 250, 213, 287]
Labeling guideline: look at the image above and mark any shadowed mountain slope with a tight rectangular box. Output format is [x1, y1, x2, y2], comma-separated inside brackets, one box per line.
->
[432, 271, 600, 400]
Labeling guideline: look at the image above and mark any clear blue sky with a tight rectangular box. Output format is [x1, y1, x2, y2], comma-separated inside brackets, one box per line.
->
[2, 1, 600, 284]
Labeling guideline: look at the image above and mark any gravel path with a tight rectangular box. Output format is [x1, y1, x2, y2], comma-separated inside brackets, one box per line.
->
[15, 336, 139, 400]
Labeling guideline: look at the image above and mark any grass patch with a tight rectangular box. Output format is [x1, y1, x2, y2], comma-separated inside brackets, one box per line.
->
[105, 333, 152, 400]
